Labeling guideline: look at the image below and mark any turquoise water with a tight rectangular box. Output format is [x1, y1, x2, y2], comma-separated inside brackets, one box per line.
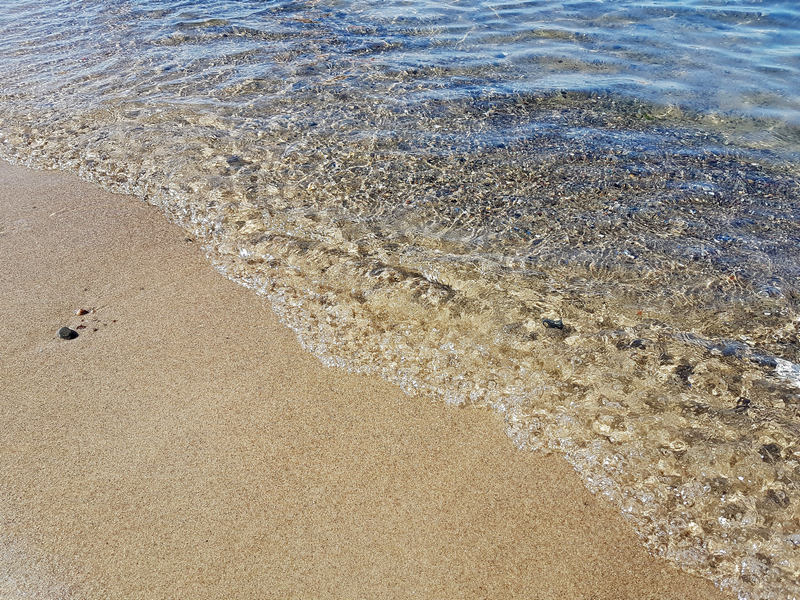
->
[0, 1, 799, 598]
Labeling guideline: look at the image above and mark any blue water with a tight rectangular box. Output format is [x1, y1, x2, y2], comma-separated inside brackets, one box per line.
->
[1, 1, 799, 125]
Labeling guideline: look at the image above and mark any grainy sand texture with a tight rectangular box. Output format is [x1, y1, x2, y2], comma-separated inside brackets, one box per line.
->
[0, 160, 731, 599]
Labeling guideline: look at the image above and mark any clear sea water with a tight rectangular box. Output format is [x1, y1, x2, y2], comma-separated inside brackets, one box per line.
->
[0, 1, 799, 597]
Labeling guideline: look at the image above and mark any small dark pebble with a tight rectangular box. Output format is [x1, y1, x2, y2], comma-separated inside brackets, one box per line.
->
[57, 326, 78, 340]
[542, 318, 564, 330]
[734, 397, 751, 414]
[75, 308, 90, 316]
[675, 363, 694, 383]
[76, 324, 87, 330]
[766, 488, 791, 509]
[759, 443, 782, 464]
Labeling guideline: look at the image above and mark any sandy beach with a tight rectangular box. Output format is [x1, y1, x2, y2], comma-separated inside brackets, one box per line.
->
[0, 159, 730, 599]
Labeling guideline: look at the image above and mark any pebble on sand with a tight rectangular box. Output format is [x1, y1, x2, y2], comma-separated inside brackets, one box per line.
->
[57, 326, 78, 340]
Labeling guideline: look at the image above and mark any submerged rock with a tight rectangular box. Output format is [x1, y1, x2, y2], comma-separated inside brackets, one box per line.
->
[759, 443, 782, 464]
[542, 318, 564, 330]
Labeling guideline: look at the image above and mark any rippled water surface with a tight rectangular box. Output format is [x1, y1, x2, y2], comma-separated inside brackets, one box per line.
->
[1, 1, 799, 598]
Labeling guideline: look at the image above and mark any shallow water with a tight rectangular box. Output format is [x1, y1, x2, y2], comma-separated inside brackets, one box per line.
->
[1, 1, 799, 597]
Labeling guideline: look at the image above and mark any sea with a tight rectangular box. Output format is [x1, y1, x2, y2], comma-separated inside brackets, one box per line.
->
[0, 1, 798, 597]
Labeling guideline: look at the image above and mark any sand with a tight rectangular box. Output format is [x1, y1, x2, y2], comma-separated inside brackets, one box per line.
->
[0, 160, 731, 599]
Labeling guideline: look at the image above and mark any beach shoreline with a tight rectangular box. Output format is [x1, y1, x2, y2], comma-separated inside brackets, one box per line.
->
[0, 159, 731, 599]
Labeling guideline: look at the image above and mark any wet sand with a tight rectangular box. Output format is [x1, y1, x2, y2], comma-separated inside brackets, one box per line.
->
[0, 160, 731, 599]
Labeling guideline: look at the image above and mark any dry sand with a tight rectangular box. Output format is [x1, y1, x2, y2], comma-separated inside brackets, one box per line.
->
[0, 160, 731, 599]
